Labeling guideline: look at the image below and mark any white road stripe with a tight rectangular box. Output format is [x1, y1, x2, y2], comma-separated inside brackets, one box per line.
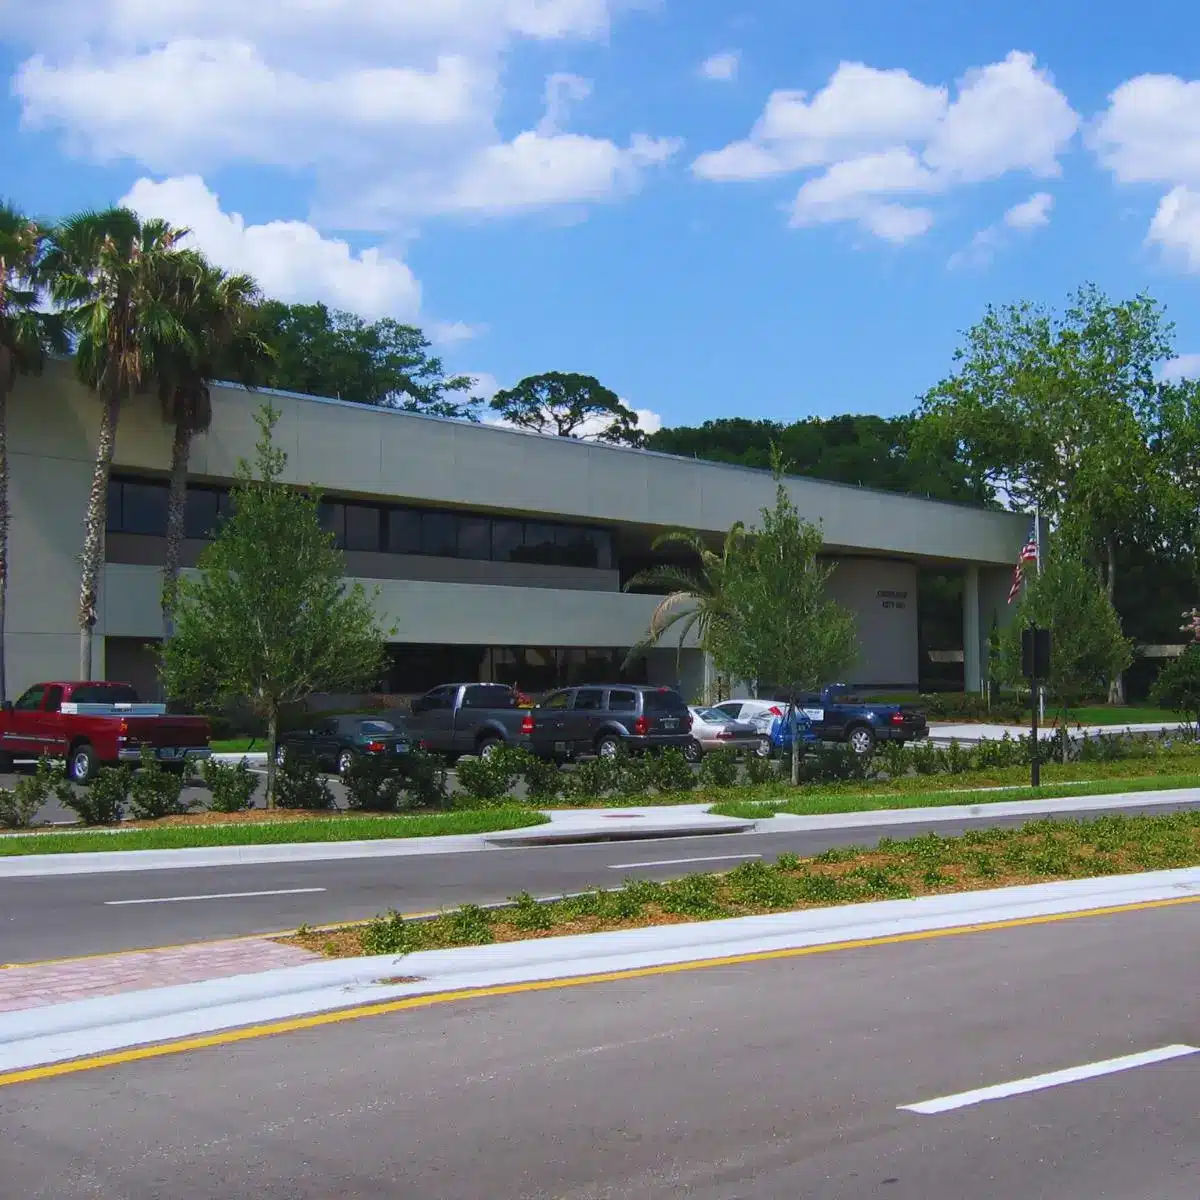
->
[607, 853, 763, 870]
[104, 887, 327, 906]
[900, 1044, 1200, 1114]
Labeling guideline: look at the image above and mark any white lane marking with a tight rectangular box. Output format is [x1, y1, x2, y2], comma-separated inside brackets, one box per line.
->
[104, 888, 327, 906]
[607, 853, 763, 870]
[900, 1044, 1200, 1114]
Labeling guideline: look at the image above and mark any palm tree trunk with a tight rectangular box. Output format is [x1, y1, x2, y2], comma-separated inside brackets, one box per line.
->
[78, 389, 121, 679]
[162, 418, 191, 641]
[264, 701, 279, 809]
[0, 370, 9, 702]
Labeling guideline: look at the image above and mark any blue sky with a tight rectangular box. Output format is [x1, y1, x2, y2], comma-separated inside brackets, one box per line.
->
[3, 0, 1199, 430]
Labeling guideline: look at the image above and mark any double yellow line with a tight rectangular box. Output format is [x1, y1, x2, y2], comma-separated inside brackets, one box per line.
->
[3, 893, 1197, 1090]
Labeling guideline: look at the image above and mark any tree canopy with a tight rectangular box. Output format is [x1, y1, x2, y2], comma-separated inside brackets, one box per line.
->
[229, 300, 480, 420]
[489, 372, 644, 445]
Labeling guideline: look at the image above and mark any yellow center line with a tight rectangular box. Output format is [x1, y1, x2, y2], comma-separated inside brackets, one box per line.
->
[2, 893, 1197, 1090]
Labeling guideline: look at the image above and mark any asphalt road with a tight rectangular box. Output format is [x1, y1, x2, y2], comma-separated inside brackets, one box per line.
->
[4, 799, 1200, 962]
[3, 902, 1198, 1198]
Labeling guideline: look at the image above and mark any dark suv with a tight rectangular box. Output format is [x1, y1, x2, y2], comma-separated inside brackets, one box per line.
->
[529, 685, 693, 760]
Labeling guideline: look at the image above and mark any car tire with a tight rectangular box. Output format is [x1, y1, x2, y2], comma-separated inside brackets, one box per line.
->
[275, 744, 289, 768]
[683, 738, 703, 763]
[476, 737, 503, 760]
[338, 749, 357, 776]
[68, 743, 98, 785]
[596, 734, 622, 760]
[847, 725, 876, 756]
[755, 737, 772, 758]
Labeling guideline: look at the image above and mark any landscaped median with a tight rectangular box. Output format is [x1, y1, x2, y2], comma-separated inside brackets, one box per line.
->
[0, 808, 546, 856]
[283, 809, 1200, 958]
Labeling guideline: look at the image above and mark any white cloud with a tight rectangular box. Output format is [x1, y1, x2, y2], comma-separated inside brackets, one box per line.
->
[430, 320, 487, 346]
[1004, 191, 1054, 229]
[1092, 74, 1200, 272]
[693, 51, 1077, 243]
[469, 372, 503, 401]
[1147, 186, 1200, 272]
[1161, 354, 1200, 382]
[8, 0, 673, 225]
[698, 51, 739, 83]
[121, 175, 422, 319]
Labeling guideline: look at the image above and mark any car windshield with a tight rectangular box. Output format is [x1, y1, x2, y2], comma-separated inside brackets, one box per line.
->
[695, 707, 732, 722]
[357, 720, 396, 735]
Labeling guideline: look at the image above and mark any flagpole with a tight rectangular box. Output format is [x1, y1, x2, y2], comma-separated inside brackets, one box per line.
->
[1035, 501, 1044, 725]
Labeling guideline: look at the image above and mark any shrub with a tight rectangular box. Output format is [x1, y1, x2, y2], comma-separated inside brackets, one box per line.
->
[455, 754, 519, 805]
[744, 751, 777, 786]
[342, 755, 405, 812]
[360, 909, 416, 955]
[200, 758, 258, 813]
[0, 758, 60, 829]
[400, 749, 449, 810]
[614, 754, 653, 798]
[272, 756, 334, 810]
[128, 748, 190, 820]
[800, 745, 871, 784]
[564, 755, 621, 800]
[698, 748, 739, 789]
[1150, 644, 1200, 728]
[57, 765, 130, 825]
[520, 755, 562, 804]
[879, 741, 910, 779]
[650, 748, 695, 793]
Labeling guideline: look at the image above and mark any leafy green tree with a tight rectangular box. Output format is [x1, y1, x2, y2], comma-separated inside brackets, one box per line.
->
[719, 483, 858, 785]
[916, 284, 1178, 700]
[161, 406, 386, 804]
[0, 201, 65, 700]
[234, 301, 478, 419]
[1150, 646, 1200, 733]
[154, 258, 270, 640]
[490, 372, 644, 446]
[994, 538, 1132, 758]
[46, 208, 194, 678]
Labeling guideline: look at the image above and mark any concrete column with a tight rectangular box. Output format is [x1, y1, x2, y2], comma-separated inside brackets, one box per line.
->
[963, 565, 982, 694]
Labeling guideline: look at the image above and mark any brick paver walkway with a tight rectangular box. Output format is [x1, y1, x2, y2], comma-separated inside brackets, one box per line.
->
[0, 938, 321, 1013]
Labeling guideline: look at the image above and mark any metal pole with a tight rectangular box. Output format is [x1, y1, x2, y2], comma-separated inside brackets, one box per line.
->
[1035, 503, 1045, 726]
[1031, 663, 1041, 788]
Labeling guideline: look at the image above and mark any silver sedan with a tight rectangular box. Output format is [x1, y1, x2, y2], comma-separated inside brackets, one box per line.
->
[685, 707, 769, 761]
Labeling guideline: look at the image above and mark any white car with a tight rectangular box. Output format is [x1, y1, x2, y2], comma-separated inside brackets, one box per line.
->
[685, 707, 766, 761]
[709, 699, 785, 734]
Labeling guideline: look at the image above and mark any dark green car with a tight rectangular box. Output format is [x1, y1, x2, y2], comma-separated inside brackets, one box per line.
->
[276, 714, 410, 776]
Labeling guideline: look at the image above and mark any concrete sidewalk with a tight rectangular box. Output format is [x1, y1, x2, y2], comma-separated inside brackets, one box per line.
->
[929, 720, 1186, 745]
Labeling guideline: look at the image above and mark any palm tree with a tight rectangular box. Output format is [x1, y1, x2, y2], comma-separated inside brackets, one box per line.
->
[155, 258, 268, 640]
[0, 202, 65, 700]
[622, 526, 746, 696]
[45, 208, 193, 679]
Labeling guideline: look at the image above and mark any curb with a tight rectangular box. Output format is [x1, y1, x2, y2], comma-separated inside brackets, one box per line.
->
[4, 867, 1199, 1075]
[485, 818, 756, 846]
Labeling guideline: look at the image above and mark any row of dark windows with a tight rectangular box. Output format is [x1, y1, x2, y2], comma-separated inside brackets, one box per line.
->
[106, 476, 615, 570]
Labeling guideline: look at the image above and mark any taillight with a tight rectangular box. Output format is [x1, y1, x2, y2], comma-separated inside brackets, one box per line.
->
[366, 740, 386, 752]
[634, 716, 650, 736]
[891, 712, 905, 725]
[521, 714, 534, 734]
[716, 728, 732, 739]
[769, 706, 783, 717]
[118, 718, 129, 735]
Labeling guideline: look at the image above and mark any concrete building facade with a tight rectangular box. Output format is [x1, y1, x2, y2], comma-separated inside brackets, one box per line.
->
[7, 361, 1025, 702]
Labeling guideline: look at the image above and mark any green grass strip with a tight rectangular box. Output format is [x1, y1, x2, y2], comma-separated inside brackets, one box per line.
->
[0, 808, 546, 856]
[710, 773, 1200, 819]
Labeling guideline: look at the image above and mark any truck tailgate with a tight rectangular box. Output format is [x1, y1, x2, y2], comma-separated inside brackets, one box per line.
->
[123, 716, 210, 748]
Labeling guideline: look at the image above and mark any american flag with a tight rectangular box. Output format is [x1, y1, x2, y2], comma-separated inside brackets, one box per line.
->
[1006, 524, 1039, 605]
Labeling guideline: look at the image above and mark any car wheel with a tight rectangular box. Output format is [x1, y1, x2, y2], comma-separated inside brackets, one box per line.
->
[337, 750, 358, 777]
[683, 738, 703, 763]
[596, 734, 622, 760]
[847, 725, 876, 756]
[756, 737, 772, 758]
[275, 744, 289, 768]
[477, 737, 503, 760]
[68, 743, 98, 784]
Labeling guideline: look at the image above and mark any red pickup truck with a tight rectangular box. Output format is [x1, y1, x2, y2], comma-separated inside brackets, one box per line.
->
[0, 681, 212, 783]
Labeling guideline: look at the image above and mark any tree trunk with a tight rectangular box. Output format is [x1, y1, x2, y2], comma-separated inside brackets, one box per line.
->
[162, 419, 192, 642]
[264, 702, 278, 809]
[789, 688, 800, 787]
[1105, 536, 1126, 705]
[0, 373, 9, 702]
[78, 389, 122, 680]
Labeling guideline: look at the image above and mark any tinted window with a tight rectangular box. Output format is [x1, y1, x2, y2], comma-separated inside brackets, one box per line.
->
[319, 502, 346, 548]
[106, 480, 123, 532]
[522, 524, 559, 565]
[457, 518, 491, 560]
[120, 481, 168, 536]
[460, 684, 516, 709]
[345, 505, 381, 552]
[607, 689, 637, 713]
[357, 720, 396, 735]
[695, 707, 730, 722]
[714, 703, 741, 719]
[573, 688, 605, 711]
[492, 521, 524, 563]
[422, 513, 458, 557]
[539, 691, 571, 711]
[184, 488, 221, 540]
[12, 686, 44, 712]
[642, 689, 688, 716]
[70, 684, 141, 705]
[311, 719, 337, 736]
[416, 688, 452, 712]
[386, 508, 421, 554]
[43, 686, 64, 712]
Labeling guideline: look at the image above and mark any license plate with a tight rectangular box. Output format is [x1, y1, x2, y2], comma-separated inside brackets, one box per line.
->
[661, 719, 678, 730]
[393, 743, 408, 754]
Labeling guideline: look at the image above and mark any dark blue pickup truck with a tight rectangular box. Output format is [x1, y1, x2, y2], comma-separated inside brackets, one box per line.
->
[790, 685, 928, 755]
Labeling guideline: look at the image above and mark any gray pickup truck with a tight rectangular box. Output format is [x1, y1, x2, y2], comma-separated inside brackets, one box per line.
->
[407, 683, 533, 759]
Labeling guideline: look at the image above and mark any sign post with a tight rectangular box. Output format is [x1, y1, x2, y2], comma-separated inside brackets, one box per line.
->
[1022, 627, 1051, 787]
